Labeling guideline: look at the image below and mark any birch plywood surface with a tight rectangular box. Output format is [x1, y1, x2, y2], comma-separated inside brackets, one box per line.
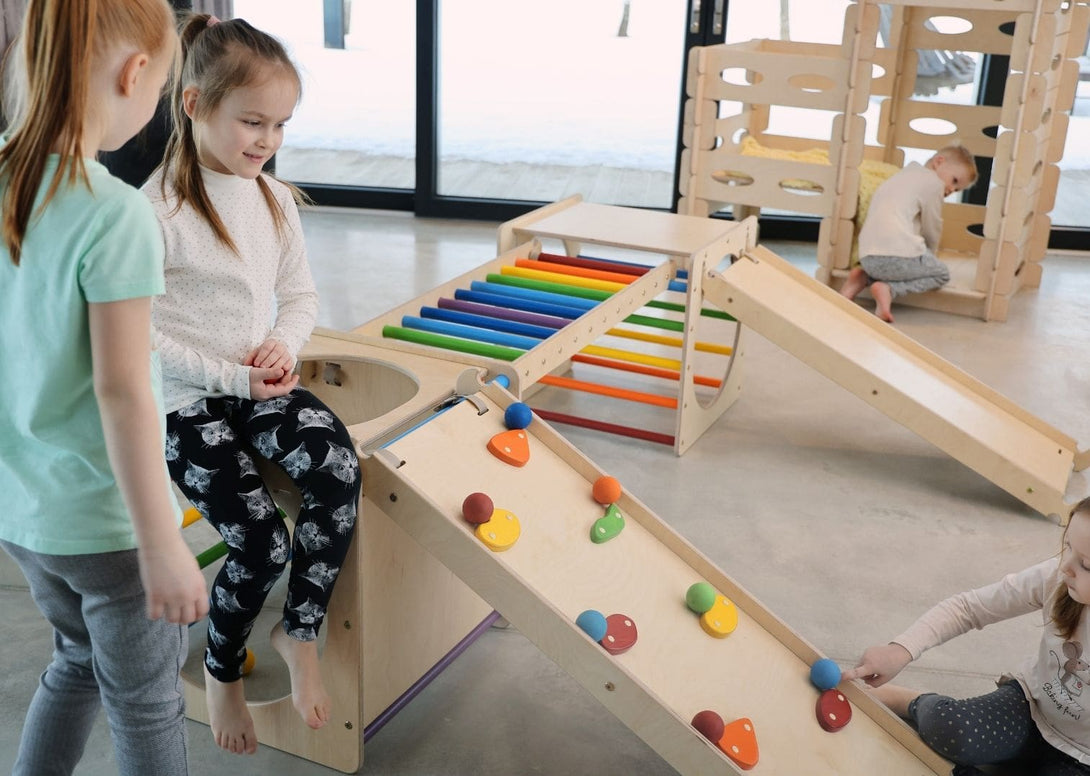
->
[365, 391, 948, 775]
[705, 246, 1075, 520]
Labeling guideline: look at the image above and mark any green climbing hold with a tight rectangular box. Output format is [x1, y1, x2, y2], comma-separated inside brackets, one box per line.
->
[590, 503, 625, 544]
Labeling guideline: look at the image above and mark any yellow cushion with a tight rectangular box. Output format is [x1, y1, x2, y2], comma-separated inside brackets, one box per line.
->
[739, 136, 828, 192]
[739, 136, 900, 265]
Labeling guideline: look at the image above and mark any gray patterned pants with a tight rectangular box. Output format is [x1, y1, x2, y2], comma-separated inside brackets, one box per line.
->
[859, 252, 951, 299]
[166, 389, 361, 682]
[910, 682, 1090, 775]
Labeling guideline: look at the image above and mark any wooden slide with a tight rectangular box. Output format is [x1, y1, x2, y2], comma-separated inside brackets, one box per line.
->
[702, 245, 1078, 522]
[363, 375, 949, 775]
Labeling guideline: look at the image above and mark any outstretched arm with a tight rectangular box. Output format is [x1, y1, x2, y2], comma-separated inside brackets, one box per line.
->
[842, 643, 913, 687]
[89, 297, 209, 624]
[845, 560, 1054, 689]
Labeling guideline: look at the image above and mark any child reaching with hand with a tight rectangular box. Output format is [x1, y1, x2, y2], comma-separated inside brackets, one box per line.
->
[844, 497, 1090, 774]
[144, 14, 361, 756]
[0, 1, 209, 774]
[840, 144, 978, 322]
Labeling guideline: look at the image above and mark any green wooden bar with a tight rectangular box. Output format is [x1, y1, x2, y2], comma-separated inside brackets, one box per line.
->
[196, 542, 228, 569]
[382, 325, 525, 361]
[485, 273, 610, 302]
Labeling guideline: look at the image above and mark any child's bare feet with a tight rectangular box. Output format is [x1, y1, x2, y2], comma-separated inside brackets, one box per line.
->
[869, 683, 922, 718]
[871, 282, 894, 322]
[271, 621, 330, 729]
[839, 266, 869, 301]
[203, 664, 258, 754]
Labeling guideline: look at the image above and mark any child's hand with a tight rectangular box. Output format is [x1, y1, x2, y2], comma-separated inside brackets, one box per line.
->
[244, 338, 294, 373]
[249, 365, 299, 400]
[138, 534, 210, 624]
[841, 643, 913, 687]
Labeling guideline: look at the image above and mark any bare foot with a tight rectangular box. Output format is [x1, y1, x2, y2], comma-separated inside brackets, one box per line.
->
[203, 664, 257, 754]
[271, 621, 330, 729]
[871, 282, 894, 322]
[839, 266, 869, 301]
[869, 683, 922, 718]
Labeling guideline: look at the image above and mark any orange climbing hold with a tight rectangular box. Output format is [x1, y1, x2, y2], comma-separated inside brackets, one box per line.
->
[717, 717, 759, 770]
[487, 428, 530, 467]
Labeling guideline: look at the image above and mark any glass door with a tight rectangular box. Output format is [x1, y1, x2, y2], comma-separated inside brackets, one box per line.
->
[232, 0, 416, 192]
[426, 0, 693, 211]
[1053, 34, 1090, 233]
[227, 2, 720, 217]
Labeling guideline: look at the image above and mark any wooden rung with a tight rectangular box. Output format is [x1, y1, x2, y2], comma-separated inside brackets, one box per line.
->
[878, 0, 1044, 11]
[1066, 5, 1090, 57]
[1027, 213, 1051, 261]
[1037, 164, 1060, 213]
[695, 41, 855, 111]
[904, 8, 1021, 55]
[1047, 111, 1071, 162]
[1055, 59, 1081, 112]
[1012, 15, 1066, 72]
[886, 101, 1002, 158]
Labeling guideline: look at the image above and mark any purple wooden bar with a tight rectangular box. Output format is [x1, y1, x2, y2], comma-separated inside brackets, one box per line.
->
[363, 610, 503, 743]
[437, 297, 568, 329]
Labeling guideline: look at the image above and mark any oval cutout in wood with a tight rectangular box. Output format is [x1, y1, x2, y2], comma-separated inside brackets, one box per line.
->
[908, 116, 957, 136]
[926, 15, 973, 35]
[779, 179, 824, 195]
[712, 170, 755, 187]
[788, 73, 836, 94]
[720, 67, 761, 86]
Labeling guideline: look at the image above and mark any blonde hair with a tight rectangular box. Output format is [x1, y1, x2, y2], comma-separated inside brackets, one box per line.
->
[160, 14, 305, 254]
[0, 0, 177, 265]
[1051, 496, 1090, 641]
[936, 143, 978, 188]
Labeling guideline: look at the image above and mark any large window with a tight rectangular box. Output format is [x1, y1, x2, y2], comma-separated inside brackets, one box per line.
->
[228, 0, 1086, 247]
[435, 0, 688, 209]
[233, 0, 416, 190]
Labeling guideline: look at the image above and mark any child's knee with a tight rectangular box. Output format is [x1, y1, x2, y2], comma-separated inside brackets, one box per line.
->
[912, 692, 1030, 765]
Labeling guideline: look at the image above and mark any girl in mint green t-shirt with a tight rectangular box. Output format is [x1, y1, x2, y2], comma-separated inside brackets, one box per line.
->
[0, 2, 207, 774]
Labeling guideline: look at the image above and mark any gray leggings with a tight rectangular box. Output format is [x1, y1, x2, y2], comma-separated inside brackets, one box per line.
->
[909, 682, 1090, 775]
[1, 541, 189, 776]
[859, 252, 951, 299]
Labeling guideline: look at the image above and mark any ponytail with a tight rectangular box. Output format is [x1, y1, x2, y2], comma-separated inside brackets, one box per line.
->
[0, 0, 95, 265]
[0, 0, 175, 265]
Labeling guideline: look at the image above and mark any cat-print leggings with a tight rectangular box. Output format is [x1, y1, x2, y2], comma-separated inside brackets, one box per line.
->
[166, 389, 361, 682]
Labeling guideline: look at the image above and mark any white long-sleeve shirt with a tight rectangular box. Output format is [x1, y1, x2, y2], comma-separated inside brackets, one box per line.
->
[894, 558, 1090, 764]
[143, 166, 318, 413]
[857, 161, 944, 259]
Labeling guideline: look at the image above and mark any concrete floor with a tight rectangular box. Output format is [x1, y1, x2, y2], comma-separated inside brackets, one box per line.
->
[2, 206, 1088, 775]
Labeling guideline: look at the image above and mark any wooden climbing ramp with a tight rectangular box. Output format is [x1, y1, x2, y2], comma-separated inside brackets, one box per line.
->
[702, 245, 1078, 522]
[363, 377, 949, 775]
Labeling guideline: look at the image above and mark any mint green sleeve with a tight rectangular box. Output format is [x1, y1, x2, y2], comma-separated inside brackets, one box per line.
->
[79, 190, 165, 303]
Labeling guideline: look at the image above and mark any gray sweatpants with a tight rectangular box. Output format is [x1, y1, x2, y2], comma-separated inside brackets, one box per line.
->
[859, 252, 951, 299]
[1, 541, 190, 776]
